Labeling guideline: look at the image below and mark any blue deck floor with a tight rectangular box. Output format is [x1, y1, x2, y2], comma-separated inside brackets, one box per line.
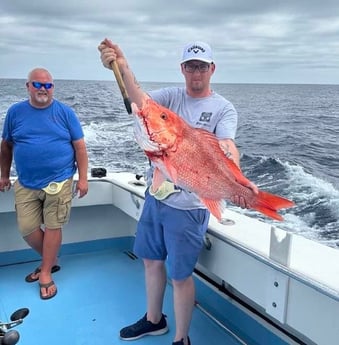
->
[0, 241, 244, 345]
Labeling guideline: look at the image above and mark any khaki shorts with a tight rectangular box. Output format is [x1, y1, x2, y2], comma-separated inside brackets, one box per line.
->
[14, 178, 73, 237]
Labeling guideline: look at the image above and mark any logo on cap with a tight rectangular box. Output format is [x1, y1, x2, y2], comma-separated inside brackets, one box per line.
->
[187, 44, 206, 54]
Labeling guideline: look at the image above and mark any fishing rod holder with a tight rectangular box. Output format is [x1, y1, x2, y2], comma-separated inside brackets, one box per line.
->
[0, 308, 29, 345]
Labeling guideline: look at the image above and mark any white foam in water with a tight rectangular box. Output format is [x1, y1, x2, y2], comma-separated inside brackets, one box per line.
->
[282, 161, 339, 246]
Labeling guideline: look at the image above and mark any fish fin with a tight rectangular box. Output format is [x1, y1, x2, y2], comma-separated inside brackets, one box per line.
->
[200, 198, 225, 221]
[163, 157, 179, 184]
[252, 190, 295, 221]
[152, 168, 166, 190]
[222, 155, 256, 187]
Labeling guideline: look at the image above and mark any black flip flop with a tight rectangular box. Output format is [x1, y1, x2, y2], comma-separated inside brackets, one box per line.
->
[25, 265, 61, 283]
[39, 280, 57, 300]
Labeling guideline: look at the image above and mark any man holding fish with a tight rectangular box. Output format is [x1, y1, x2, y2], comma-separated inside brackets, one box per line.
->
[98, 39, 271, 345]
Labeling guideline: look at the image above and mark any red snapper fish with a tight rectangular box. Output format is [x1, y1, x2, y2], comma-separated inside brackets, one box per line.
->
[132, 98, 295, 221]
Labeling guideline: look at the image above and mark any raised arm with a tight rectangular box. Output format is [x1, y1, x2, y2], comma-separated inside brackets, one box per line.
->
[98, 38, 149, 109]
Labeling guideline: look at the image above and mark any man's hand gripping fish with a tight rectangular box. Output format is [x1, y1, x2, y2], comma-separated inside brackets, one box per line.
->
[132, 99, 295, 221]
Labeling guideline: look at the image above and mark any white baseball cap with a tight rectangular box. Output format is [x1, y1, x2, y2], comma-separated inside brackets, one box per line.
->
[181, 41, 213, 64]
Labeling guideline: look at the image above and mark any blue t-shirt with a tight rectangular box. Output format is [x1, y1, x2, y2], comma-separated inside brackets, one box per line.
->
[2, 99, 84, 189]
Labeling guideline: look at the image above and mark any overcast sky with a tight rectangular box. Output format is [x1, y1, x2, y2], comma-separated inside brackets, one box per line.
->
[1, 1, 339, 84]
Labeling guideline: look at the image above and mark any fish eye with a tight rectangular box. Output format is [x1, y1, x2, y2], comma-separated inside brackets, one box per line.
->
[160, 113, 167, 120]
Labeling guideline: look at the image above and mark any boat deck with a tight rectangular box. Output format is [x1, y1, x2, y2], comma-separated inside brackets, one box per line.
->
[1, 173, 338, 345]
[0, 238, 251, 345]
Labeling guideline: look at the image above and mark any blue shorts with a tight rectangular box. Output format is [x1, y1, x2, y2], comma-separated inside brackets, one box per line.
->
[133, 191, 210, 280]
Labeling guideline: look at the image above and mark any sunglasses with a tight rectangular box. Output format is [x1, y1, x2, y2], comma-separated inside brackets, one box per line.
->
[183, 63, 211, 73]
[30, 81, 54, 90]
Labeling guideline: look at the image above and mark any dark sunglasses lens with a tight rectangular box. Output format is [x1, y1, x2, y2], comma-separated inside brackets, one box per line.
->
[32, 81, 53, 89]
[44, 83, 53, 89]
[32, 81, 42, 88]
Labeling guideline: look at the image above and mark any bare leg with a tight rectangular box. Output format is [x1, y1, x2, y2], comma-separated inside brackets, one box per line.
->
[144, 259, 167, 323]
[24, 227, 59, 280]
[23, 227, 44, 281]
[24, 227, 61, 297]
[38, 227, 62, 297]
[172, 276, 195, 344]
[24, 227, 44, 256]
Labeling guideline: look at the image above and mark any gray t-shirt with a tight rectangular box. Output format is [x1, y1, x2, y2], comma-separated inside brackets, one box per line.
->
[146, 87, 238, 210]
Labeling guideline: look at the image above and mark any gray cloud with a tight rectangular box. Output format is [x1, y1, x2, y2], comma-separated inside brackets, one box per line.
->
[1, 0, 339, 83]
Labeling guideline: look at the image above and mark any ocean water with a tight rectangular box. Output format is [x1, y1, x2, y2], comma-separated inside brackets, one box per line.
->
[0, 79, 338, 248]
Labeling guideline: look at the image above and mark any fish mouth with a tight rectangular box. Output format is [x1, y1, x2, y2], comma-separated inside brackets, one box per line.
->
[133, 116, 161, 152]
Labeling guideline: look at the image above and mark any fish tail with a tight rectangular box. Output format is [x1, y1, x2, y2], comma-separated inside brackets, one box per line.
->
[253, 191, 295, 221]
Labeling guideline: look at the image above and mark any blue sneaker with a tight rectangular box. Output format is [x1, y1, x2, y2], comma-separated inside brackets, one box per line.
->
[120, 313, 168, 340]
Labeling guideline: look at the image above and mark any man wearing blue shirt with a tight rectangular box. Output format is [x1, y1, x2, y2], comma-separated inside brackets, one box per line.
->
[0, 68, 88, 300]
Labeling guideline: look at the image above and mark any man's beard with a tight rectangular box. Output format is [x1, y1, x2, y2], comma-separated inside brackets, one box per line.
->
[35, 94, 49, 104]
[191, 80, 204, 92]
